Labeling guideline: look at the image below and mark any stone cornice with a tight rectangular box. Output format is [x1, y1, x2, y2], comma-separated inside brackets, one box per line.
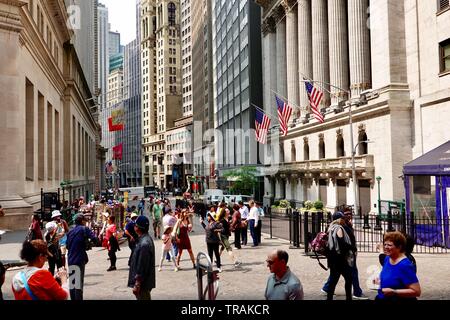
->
[0, 0, 25, 33]
[19, 6, 66, 95]
[46, 0, 73, 43]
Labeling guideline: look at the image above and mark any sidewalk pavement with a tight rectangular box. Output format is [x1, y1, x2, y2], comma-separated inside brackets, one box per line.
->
[1, 222, 450, 300]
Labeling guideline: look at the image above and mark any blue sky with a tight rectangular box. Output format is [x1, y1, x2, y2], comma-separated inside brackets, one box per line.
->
[101, 0, 137, 46]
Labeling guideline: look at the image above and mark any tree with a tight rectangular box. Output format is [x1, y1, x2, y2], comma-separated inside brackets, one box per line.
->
[223, 167, 258, 196]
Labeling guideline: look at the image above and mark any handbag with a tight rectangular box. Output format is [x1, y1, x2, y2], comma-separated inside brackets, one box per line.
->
[240, 219, 248, 228]
[25, 229, 34, 242]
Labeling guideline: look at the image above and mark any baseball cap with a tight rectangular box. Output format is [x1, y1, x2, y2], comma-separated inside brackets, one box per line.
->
[332, 211, 344, 221]
[74, 213, 86, 223]
[135, 216, 150, 230]
[51, 210, 62, 219]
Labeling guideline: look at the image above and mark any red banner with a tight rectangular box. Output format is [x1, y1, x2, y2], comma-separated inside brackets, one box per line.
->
[112, 144, 123, 160]
[108, 117, 124, 132]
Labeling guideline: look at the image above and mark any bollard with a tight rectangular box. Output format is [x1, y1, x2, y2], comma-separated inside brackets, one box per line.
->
[363, 214, 371, 229]
[387, 210, 395, 232]
[289, 208, 293, 246]
[374, 215, 382, 231]
[269, 206, 273, 239]
[401, 211, 407, 234]
[409, 211, 416, 242]
[290, 209, 300, 248]
[303, 211, 309, 254]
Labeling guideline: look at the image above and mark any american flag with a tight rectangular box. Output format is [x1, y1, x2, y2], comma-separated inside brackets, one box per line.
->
[305, 80, 325, 123]
[255, 108, 271, 144]
[275, 95, 293, 137]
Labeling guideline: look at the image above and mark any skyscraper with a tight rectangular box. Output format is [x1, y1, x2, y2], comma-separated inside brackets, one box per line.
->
[192, 0, 214, 188]
[212, 0, 263, 177]
[140, 0, 183, 189]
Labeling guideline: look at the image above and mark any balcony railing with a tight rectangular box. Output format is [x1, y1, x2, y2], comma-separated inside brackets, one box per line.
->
[264, 155, 375, 175]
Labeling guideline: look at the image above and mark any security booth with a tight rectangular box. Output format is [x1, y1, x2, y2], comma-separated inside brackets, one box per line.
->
[39, 189, 61, 223]
[403, 141, 450, 249]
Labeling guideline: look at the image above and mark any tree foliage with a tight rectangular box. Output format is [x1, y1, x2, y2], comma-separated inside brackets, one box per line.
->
[223, 166, 258, 195]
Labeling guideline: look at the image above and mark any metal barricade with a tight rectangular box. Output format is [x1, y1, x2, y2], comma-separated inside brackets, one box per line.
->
[196, 252, 220, 300]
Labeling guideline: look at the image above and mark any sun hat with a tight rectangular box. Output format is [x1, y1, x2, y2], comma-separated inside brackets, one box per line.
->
[51, 210, 62, 219]
[131, 213, 139, 219]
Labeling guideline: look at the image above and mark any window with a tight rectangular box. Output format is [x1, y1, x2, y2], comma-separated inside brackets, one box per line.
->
[337, 135, 345, 157]
[438, 0, 450, 12]
[440, 39, 450, 74]
[304, 141, 309, 161]
[319, 139, 325, 159]
[358, 132, 369, 155]
[168, 2, 176, 26]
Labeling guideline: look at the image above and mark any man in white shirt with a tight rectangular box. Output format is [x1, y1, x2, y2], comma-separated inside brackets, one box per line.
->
[238, 201, 249, 246]
[248, 200, 259, 247]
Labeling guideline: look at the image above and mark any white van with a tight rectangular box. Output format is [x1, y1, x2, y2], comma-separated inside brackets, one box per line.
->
[119, 187, 144, 200]
[224, 195, 252, 206]
[203, 189, 224, 205]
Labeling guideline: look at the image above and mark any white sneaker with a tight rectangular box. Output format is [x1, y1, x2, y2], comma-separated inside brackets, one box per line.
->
[320, 289, 328, 296]
[174, 268, 179, 272]
[353, 294, 369, 300]
[158, 267, 162, 272]
[217, 268, 222, 273]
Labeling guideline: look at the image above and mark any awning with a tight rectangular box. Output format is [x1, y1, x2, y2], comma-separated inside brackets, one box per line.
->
[404, 140, 450, 175]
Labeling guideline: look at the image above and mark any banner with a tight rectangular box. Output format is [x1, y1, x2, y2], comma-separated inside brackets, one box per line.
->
[112, 143, 123, 160]
[108, 108, 125, 132]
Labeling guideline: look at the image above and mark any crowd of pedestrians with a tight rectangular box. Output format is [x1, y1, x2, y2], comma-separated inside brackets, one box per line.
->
[0, 193, 424, 301]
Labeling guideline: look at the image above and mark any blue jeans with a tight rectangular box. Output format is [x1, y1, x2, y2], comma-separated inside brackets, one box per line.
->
[167, 241, 178, 260]
[322, 254, 363, 297]
[249, 219, 258, 246]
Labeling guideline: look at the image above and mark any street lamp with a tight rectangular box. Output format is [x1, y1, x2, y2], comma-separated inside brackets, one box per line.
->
[376, 176, 382, 215]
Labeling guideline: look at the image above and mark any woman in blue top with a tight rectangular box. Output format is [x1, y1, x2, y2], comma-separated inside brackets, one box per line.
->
[376, 231, 421, 300]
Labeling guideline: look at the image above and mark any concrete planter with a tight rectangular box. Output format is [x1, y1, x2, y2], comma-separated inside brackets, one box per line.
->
[271, 207, 289, 217]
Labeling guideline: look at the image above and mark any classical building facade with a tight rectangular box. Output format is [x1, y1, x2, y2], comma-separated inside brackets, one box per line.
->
[257, 0, 450, 215]
[0, 0, 100, 229]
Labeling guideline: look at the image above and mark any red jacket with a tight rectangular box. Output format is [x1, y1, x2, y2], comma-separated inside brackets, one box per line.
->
[12, 267, 68, 300]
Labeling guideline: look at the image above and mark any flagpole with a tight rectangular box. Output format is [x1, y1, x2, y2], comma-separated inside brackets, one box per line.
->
[299, 77, 363, 219]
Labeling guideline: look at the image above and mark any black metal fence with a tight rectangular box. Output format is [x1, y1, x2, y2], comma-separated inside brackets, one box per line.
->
[261, 207, 449, 254]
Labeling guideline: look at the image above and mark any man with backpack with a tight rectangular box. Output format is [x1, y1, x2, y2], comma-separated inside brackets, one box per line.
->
[320, 209, 368, 300]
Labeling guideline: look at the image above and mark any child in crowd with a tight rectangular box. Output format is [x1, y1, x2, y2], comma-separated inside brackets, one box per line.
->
[159, 226, 178, 272]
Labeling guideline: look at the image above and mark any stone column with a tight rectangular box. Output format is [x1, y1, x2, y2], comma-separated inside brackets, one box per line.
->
[312, 0, 330, 109]
[275, 8, 287, 99]
[262, 16, 277, 113]
[369, 0, 407, 89]
[328, 0, 349, 107]
[327, 179, 338, 210]
[283, 0, 299, 113]
[297, 0, 313, 110]
[0, 0, 33, 230]
[348, 0, 371, 98]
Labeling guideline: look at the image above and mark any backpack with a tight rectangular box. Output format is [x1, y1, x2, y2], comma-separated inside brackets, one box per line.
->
[310, 232, 329, 271]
